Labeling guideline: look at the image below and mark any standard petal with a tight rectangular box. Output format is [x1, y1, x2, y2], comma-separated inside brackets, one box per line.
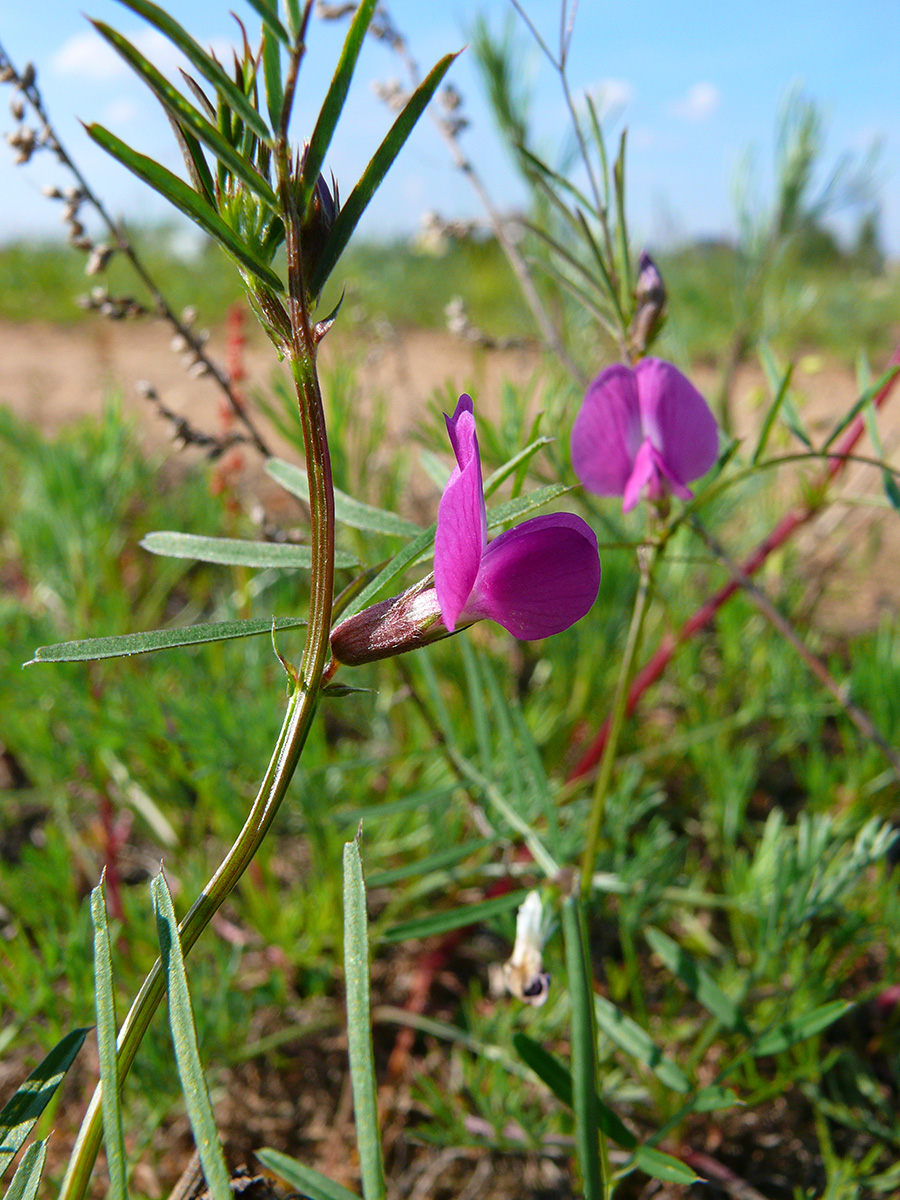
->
[462, 513, 600, 640]
[634, 358, 719, 488]
[570, 364, 643, 496]
[435, 395, 488, 631]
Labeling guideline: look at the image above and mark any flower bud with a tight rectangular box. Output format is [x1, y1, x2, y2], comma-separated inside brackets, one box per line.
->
[628, 250, 667, 357]
[330, 580, 451, 666]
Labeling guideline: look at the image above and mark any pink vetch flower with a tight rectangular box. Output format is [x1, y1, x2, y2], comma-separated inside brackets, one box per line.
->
[570, 358, 719, 513]
[330, 395, 601, 665]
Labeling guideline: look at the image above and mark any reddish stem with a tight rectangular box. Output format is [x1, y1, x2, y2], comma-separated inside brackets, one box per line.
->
[568, 344, 900, 781]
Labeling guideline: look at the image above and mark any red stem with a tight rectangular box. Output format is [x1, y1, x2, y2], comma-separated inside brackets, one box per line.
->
[568, 343, 900, 781]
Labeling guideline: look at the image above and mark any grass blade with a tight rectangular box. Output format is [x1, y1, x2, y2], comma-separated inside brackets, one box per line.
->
[141, 530, 359, 569]
[381, 890, 528, 944]
[3, 1140, 47, 1200]
[90, 880, 128, 1200]
[751, 359, 794, 464]
[85, 125, 283, 291]
[28, 616, 307, 664]
[562, 894, 604, 1200]
[265, 461, 420, 536]
[752, 1000, 852, 1056]
[342, 840, 386, 1200]
[365, 837, 493, 888]
[151, 872, 233, 1200]
[309, 51, 458, 297]
[255, 1149, 360, 1200]
[593, 996, 690, 1094]
[299, 0, 378, 217]
[822, 365, 899, 450]
[244, 0, 290, 46]
[759, 344, 811, 449]
[116, 0, 270, 139]
[91, 23, 277, 209]
[645, 927, 750, 1035]
[0, 1030, 88, 1180]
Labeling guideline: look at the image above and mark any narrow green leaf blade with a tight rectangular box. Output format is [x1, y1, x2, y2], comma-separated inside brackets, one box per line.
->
[85, 125, 283, 291]
[265, 461, 420, 537]
[751, 359, 794, 464]
[141, 530, 359, 569]
[342, 841, 386, 1200]
[0, 1029, 88, 1180]
[261, 29, 284, 132]
[562, 895, 604, 1200]
[28, 616, 307, 664]
[593, 996, 690, 1094]
[255, 1149, 360, 1200]
[116, 0, 271, 139]
[365, 838, 492, 889]
[486, 484, 573, 529]
[244, 0, 290, 45]
[752, 1000, 852, 1057]
[299, 0, 378, 216]
[381, 890, 528, 944]
[645, 928, 750, 1035]
[3, 1140, 47, 1200]
[309, 51, 458, 296]
[151, 873, 232, 1200]
[822, 365, 899, 450]
[483, 437, 554, 499]
[683, 1085, 741, 1114]
[627, 1146, 699, 1186]
[340, 524, 437, 622]
[758, 345, 811, 449]
[91, 881, 128, 1200]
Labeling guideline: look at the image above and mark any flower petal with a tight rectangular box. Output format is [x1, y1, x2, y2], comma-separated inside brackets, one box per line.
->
[634, 358, 719, 487]
[434, 395, 488, 632]
[462, 513, 601, 640]
[570, 364, 643, 496]
[622, 438, 656, 513]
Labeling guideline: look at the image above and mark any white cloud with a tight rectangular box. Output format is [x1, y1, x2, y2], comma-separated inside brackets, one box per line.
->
[51, 28, 229, 83]
[669, 82, 721, 121]
[591, 78, 635, 120]
[101, 97, 141, 126]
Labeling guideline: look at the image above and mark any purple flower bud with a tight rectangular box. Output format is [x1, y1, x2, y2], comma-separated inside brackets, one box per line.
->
[628, 251, 666, 355]
[331, 395, 601, 665]
[571, 358, 719, 513]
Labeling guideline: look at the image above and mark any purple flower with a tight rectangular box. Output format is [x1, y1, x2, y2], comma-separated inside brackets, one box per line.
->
[330, 395, 600, 665]
[570, 358, 718, 513]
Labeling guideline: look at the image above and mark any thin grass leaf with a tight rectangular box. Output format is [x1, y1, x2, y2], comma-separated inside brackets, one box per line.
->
[612, 129, 632, 305]
[584, 93, 611, 212]
[299, 0, 378, 217]
[683, 1085, 741, 1113]
[529, 252, 621, 339]
[460, 637, 493, 769]
[751, 358, 795, 464]
[593, 996, 690, 1094]
[758, 345, 811, 449]
[861, 395, 900, 516]
[265, 461, 420, 536]
[309, 52, 458, 297]
[243, 0, 289, 45]
[562, 895, 604, 1200]
[645, 927, 750, 1035]
[575, 207, 627, 325]
[381, 890, 528, 944]
[90, 881, 127, 1200]
[3, 1140, 47, 1200]
[342, 841, 386, 1200]
[622, 1146, 698, 1186]
[365, 838, 493, 889]
[91, 23, 277, 209]
[255, 1149, 360, 1200]
[337, 785, 456, 825]
[151, 872, 231, 1200]
[487, 484, 574, 528]
[512, 412, 545, 498]
[85, 125, 283, 291]
[0, 1029, 88, 1180]
[116, 0, 271, 139]
[517, 144, 595, 216]
[753, 1000, 852, 1056]
[261, 30, 284, 132]
[140, 530, 359, 569]
[482, 436, 553, 498]
[340, 524, 437, 621]
[28, 616, 307, 665]
[167, 116, 216, 204]
[821, 365, 899, 450]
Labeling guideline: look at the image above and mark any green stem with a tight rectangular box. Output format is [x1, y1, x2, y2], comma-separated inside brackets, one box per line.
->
[579, 542, 658, 898]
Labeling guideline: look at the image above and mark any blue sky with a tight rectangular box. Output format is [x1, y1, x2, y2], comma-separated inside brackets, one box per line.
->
[2, 1, 898, 253]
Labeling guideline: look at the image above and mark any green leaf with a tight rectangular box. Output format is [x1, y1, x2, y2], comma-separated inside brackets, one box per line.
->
[365, 838, 493, 889]
[562, 895, 604, 1200]
[309, 51, 458, 297]
[625, 1146, 699, 1186]
[0, 1029, 88, 1180]
[90, 881, 128, 1200]
[167, 116, 216, 205]
[593, 996, 690, 1094]
[151, 872, 232, 1200]
[821, 365, 899, 450]
[260, 29, 284, 132]
[683, 1085, 741, 1114]
[487, 484, 574, 529]
[244, 0, 290, 46]
[753, 1000, 852, 1056]
[85, 124, 283, 291]
[27, 616, 307, 665]
[255, 1150, 360, 1200]
[91, 23, 278, 209]
[3, 1140, 47, 1200]
[645, 927, 750, 1035]
[339, 524, 437, 622]
[116, 0, 270, 139]
[381, 890, 528, 944]
[265, 461, 421, 537]
[140, 530, 359, 569]
[342, 841, 386, 1200]
[482, 436, 554, 499]
[758, 345, 811, 449]
[751, 358, 794, 464]
[299, 0, 378, 218]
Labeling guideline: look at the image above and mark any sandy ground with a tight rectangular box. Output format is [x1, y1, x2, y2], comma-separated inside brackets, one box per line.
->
[0, 316, 897, 632]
